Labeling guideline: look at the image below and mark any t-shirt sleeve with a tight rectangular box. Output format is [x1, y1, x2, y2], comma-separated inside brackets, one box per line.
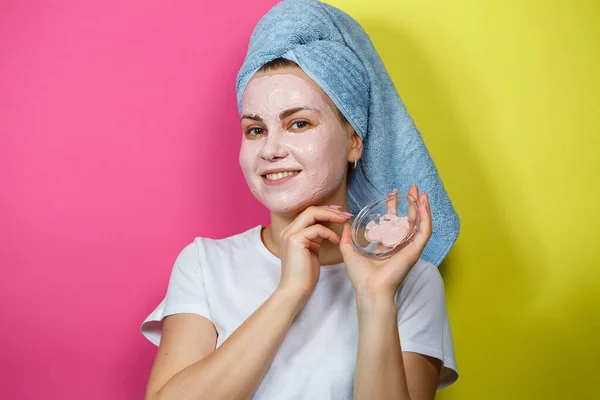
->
[140, 240, 212, 346]
[396, 259, 459, 389]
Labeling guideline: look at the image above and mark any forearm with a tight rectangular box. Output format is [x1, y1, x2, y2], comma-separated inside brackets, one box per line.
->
[354, 294, 410, 400]
[155, 288, 305, 400]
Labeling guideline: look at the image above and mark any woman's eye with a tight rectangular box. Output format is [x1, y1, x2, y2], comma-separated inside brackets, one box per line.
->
[247, 127, 265, 135]
[291, 120, 310, 130]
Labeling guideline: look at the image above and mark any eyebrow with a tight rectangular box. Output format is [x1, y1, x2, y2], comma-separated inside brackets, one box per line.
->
[241, 114, 263, 122]
[241, 107, 320, 122]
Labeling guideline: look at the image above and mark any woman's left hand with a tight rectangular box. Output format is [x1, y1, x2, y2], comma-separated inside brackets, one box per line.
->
[339, 183, 432, 300]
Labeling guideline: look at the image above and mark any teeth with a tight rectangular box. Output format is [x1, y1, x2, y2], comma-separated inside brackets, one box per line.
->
[265, 171, 299, 181]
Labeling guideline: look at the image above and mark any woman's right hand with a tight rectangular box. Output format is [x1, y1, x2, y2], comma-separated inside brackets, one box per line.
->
[277, 205, 351, 302]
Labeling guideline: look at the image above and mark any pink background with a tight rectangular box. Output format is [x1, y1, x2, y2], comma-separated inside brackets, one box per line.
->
[0, 1, 278, 398]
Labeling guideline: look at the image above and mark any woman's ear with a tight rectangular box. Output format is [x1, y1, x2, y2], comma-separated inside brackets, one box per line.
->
[348, 132, 363, 164]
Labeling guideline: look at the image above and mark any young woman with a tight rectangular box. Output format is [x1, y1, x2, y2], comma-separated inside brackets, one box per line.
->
[141, 1, 459, 399]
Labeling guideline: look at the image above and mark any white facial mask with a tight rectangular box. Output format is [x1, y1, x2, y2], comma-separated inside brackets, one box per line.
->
[239, 73, 349, 214]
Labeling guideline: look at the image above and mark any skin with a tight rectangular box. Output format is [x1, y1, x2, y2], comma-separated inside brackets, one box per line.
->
[144, 67, 441, 400]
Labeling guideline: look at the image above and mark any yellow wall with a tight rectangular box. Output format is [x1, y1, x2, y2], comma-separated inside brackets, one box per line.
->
[326, 0, 600, 398]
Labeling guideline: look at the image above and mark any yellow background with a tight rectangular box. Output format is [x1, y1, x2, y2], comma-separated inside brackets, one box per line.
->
[326, 0, 600, 398]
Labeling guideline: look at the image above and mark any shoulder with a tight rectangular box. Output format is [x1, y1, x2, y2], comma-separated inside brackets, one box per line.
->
[167, 225, 262, 290]
[396, 259, 445, 309]
[189, 225, 261, 254]
[174, 225, 262, 268]
[402, 259, 444, 292]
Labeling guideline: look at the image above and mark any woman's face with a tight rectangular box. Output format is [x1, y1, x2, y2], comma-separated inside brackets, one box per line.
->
[239, 68, 351, 214]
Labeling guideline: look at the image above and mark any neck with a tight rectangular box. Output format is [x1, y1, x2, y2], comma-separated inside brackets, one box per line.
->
[261, 190, 352, 266]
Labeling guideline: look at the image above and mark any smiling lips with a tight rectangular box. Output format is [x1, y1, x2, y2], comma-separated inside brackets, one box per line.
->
[261, 170, 301, 186]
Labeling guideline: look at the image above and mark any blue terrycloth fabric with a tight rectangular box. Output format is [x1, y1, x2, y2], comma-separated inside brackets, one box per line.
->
[236, 0, 460, 266]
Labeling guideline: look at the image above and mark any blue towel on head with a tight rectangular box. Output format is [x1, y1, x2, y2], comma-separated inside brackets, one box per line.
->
[236, 0, 460, 266]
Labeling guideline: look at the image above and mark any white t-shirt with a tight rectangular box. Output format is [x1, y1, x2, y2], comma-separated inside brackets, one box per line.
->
[141, 225, 458, 398]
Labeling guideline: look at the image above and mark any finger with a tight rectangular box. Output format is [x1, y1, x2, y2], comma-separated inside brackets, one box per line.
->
[308, 240, 321, 254]
[290, 224, 341, 247]
[407, 183, 419, 225]
[395, 190, 432, 261]
[340, 222, 352, 245]
[386, 188, 398, 215]
[287, 206, 351, 234]
[339, 223, 359, 261]
[407, 183, 419, 203]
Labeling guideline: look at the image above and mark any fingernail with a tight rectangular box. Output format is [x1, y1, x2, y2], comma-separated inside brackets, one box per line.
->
[341, 212, 353, 218]
[329, 205, 342, 209]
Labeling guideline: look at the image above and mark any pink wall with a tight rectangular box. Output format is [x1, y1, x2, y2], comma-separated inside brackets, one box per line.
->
[0, 1, 278, 398]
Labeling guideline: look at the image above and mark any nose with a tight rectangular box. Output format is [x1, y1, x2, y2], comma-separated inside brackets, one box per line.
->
[260, 130, 289, 161]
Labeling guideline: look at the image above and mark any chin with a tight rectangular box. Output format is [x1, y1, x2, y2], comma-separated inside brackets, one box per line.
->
[249, 177, 345, 216]
[265, 201, 311, 216]
[261, 192, 335, 216]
